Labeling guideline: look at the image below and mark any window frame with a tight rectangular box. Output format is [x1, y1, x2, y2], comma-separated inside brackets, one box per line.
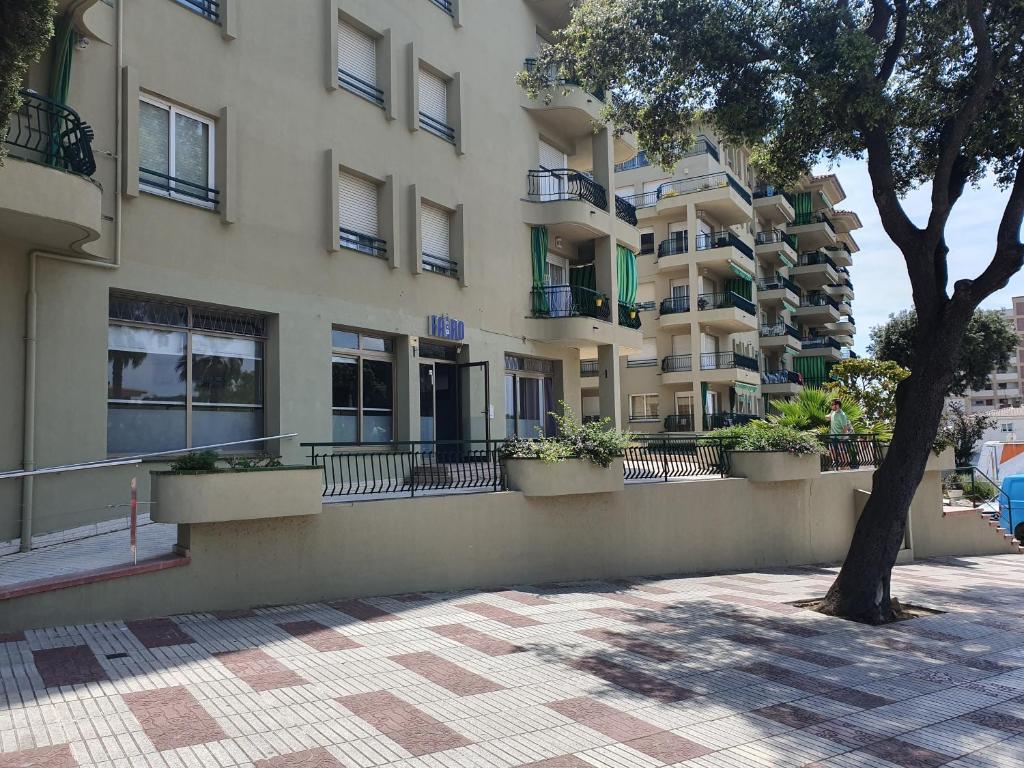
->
[629, 393, 660, 421]
[331, 328, 396, 444]
[138, 94, 218, 210]
[173, 0, 220, 23]
[337, 20, 384, 109]
[417, 65, 455, 144]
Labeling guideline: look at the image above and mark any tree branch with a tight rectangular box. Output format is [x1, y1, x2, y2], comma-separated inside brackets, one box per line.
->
[863, 124, 923, 254]
[876, 0, 907, 85]
[865, 0, 893, 44]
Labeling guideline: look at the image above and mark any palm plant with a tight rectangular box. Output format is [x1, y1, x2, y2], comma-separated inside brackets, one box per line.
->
[768, 387, 874, 435]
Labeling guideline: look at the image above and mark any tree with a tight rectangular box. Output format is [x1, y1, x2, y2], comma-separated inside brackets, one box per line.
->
[522, 1, 1024, 623]
[870, 309, 1017, 394]
[940, 402, 996, 467]
[826, 358, 909, 434]
[0, 0, 56, 164]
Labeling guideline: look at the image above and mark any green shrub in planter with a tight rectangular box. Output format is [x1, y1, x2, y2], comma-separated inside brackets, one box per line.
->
[706, 422, 825, 455]
[500, 402, 632, 468]
[959, 475, 998, 503]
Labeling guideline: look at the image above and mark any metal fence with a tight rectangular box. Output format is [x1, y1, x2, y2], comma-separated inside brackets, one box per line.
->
[625, 437, 732, 480]
[6, 89, 96, 176]
[819, 436, 884, 471]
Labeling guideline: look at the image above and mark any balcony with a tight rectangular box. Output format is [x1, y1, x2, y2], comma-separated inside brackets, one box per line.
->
[614, 136, 719, 173]
[788, 211, 837, 250]
[824, 279, 854, 301]
[702, 351, 759, 372]
[790, 250, 839, 288]
[829, 316, 856, 338]
[662, 352, 758, 386]
[661, 354, 693, 385]
[704, 412, 758, 430]
[615, 194, 637, 226]
[656, 234, 689, 271]
[694, 231, 755, 279]
[618, 301, 642, 329]
[1, 90, 102, 253]
[624, 189, 659, 211]
[696, 291, 758, 332]
[752, 185, 795, 223]
[655, 172, 753, 225]
[824, 245, 853, 267]
[523, 168, 610, 243]
[658, 295, 691, 331]
[529, 284, 640, 347]
[759, 321, 803, 351]
[663, 413, 695, 433]
[754, 229, 798, 268]
[580, 359, 599, 377]
[756, 275, 801, 307]
[761, 369, 803, 396]
[793, 293, 841, 323]
[797, 335, 843, 361]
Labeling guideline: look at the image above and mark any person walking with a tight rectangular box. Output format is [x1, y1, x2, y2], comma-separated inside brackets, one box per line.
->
[828, 398, 857, 468]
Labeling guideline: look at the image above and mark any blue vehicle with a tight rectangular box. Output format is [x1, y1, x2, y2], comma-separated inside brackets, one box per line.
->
[999, 474, 1024, 541]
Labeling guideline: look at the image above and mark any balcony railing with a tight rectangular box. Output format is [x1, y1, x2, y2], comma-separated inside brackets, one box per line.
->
[580, 360, 599, 377]
[793, 210, 836, 234]
[618, 302, 642, 329]
[801, 336, 842, 350]
[660, 296, 690, 314]
[428, 0, 454, 15]
[6, 89, 96, 176]
[615, 195, 638, 226]
[663, 414, 694, 432]
[841, 349, 859, 359]
[695, 231, 754, 260]
[338, 69, 385, 108]
[704, 412, 757, 430]
[530, 284, 610, 321]
[178, 0, 219, 21]
[755, 229, 797, 250]
[658, 172, 751, 205]
[797, 250, 839, 270]
[696, 291, 756, 316]
[701, 351, 759, 372]
[760, 321, 801, 341]
[419, 112, 455, 143]
[629, 410, 660, 422]
[637, 299, 657, 311]
[657, 235, 688, 258]
[527, 168, 608, 210]
[762, 369, 802, 386]
[140, 167, 219, 207]
[340, 227, 387, 258]
[624, 190, 659, 209]
[752, 185, 795, 207]
[756, 276, 802, 298]
[800, 293, 840, 310]
[423, 251, 459, 278]
[661, 354, 692, 373]
[523, 58, 605, 101]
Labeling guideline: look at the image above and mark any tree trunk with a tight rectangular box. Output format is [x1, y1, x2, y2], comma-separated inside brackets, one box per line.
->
[819, 321, 963, 623]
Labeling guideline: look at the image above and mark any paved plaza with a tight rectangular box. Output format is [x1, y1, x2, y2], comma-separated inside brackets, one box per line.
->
[1, 555, 1023, 767]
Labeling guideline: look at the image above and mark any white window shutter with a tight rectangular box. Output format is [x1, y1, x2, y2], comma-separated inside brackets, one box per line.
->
[539, 140, 565, 170]
[421, 203, 450, 258]
[338, 23, 376, 87]
[418, 68, 447, 124]
[339, 172, 378, 238]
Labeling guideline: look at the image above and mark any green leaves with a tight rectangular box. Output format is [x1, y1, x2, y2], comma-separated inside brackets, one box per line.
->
[499, 402, 633, 468]
[707, 421, 825, 455]
[0, 0, 57, 165]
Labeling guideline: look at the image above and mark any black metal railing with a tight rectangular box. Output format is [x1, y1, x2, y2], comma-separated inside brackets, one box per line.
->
[177, 0, 219, 21]
[625, 190, 659, 209]
[615, 195, 638, 226]
[531, 284, 610, 320]
[420, 111, 455, 143]
[696, 291, 756, 316]
[639, 237, 655, 255]
[663, 414, 694, 432]
[140, 167, 219, 206]
[624, 436, 730, 479]
[615, 151, 649, 172]
[629, 410, 660, 422]
[841, 349, 859, 359]
[580, 360, 599, 376]
[799, 293, 840, 310]
[752, 186, 795, 207]
[797, 250, 839, 270]
[793, 210, 836, 234]
[704, 412, 758, 430]
[820, 435, 883, 471]
[760, 321, 802, 341]
[761, 369, 802, 385]
[637, 300, 657, 311]
[626, 358, 657, 368]
[801, 336, 842, 350]
[695, 231, 755, 260]
[825, 245, 852, 261]
[947, 465, 1016, 537]
[428, 0, 454, 15]
[338, 69, 385, 107]
[305, 440, 504, 498]
[755, 229, 798, 251]
[661, 354, 692, 373]
[701, 351, 759, 372]
[527, 168, 608, 209]
[340, 227, 387, 257]
[523, 58, 605, 101]
[6, 89, 96, 176]
[658, 172, 751, 205]
[756, 275, 802, 297]
[660, 296, 690, 315]
[657, 235, 688, 258]
[618, 302, 642, 329]
[423, 252, 459, 277]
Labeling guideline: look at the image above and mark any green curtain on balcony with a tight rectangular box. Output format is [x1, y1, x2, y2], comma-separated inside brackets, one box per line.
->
[794, 192, 812, 227]
[725, 277, 752, 300]
[569, 263, 596, 290]
[616, 245, 638, 305]
[701, 382, 710, 417]
[531, 226, 549, 314]
[49, 14, 75, 105]
[792, 356, 827, 387]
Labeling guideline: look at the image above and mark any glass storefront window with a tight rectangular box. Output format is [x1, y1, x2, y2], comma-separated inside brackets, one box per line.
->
[331, 328, 394, 443]
[504, 363, 556, 437]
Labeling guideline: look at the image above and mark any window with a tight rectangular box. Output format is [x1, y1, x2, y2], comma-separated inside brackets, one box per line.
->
[338, 172, 385, 257]
[418, 67, 453, 142]
[421, 203, 457, 277]
[627, 341, 658, 367]
[630, 394, 659, 421]
[639, 227, 655, 255]
[1001, 423, 1015, 433]
[428, 0, 454, 15]
[505, 355, 556, 437]
[338, 22, 383, 107]
[332, 330, 395, 443]
[139, 95, 217, 208]
[107, 295, 264, 454]
[174, 0, 218, 22]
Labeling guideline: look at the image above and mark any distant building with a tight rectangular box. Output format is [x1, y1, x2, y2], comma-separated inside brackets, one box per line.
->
[977, 406, 1024, 444]
[957, 297, 1023, 414]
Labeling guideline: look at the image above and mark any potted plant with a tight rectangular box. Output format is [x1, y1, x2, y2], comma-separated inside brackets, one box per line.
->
[500, 404, 631, 496]
[594, 295, 605, 307]
[151, 451, 323, 524]
[943, 472, 964, 502]
[629, 307, 638, 319]
[710, 422, 824, 482]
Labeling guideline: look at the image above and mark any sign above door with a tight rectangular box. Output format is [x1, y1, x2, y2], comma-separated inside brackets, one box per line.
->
[427, 314, 465, 341]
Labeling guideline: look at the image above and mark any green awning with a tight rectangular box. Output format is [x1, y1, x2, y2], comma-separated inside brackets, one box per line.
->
[778, 251, 795, 268]
[783, 301, 798, 314]
[735, 382, 759, 394]
[729, 262, 753, 280]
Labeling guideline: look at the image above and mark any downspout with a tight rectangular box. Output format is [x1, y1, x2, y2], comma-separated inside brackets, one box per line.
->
[20, 0, 124, 551]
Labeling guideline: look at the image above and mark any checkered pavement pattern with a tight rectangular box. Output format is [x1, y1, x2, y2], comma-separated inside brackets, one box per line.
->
[2, 555, 1024, 767]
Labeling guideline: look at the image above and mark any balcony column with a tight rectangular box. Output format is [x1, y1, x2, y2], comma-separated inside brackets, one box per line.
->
[395, 336, 420, 442]
[690, 319, 705, 432]
[593, 235, 618, 325]
[597, 343, 622, 430]
[591, 126, 613, 212]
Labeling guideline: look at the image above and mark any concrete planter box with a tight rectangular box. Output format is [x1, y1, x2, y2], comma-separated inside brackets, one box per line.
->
[728, 451, 821, 482]
[503, 457, 624, 497]
[151, 466, 323, 524]
[880, 446, 955, 472]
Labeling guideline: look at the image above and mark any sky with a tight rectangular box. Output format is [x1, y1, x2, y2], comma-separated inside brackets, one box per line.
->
[818, 159, 1024, 355]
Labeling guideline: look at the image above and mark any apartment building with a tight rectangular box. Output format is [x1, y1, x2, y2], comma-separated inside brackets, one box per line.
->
[959, 299, 1024, 414]
[0, 0, 645, 542]
[580, 141, 861, 432]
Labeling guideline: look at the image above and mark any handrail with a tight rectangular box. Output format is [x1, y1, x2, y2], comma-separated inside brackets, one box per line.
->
[7, 88, 96, 176]
[615, 194, 638, 226]
[0, 433, 299, 481]
[527, 168, 608, 209]
[523, 58, 605, 101]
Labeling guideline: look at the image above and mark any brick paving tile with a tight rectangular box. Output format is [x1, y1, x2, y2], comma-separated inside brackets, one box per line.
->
[587, 606, 681, 633]
[459, 601, 541, 627]
[429, 623, 523, 655]
[214, 648, 308, 690]
[959, 709, 1024, 734]
[578, 627, 682, 662]
[211, 608, 257, 619]
[337, 691, 471, 755]
[626, 730, 714, 762]
[31, 645, 107, 688]
[494, 589, 555, 606]
[122, 685, 226, 751]
[805, 721, 893, 748]
[253, 747, 345, 767]
[521, 757, 594, 767]
[0, 632, 25, 644]
[726, 613, 826, 637]
[547, 697, 662, 741]
[125, 617, 195, 649]
[710, 593, 801, 614]
[572, 656, 698, 702]
[277, 620, 361, 652]
[725, 633, 849, 668]
[741, 662, 891, 708]
[752, 702, 831, 728]
[0, 745, 77, 767]
[391, 651, 503, 695]
[327, 599, 397, 622]
[860, 738, 956, 767]
[597, 592, 666, 610]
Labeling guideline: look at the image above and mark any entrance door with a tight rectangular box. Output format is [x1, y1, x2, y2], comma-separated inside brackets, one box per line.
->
[545, 254, 570, 317]
[420, 361, 459, 444]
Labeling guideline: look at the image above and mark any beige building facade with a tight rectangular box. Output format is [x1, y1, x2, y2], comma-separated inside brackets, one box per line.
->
[1, 0, 650, 542]
[958, 299, 1024, 414]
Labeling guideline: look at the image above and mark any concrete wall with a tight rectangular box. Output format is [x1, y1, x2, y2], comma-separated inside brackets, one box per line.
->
[4, 466, 1004, 633]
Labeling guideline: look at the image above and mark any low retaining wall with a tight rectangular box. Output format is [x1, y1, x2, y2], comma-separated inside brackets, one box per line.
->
[0, 466, 1001, 632]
